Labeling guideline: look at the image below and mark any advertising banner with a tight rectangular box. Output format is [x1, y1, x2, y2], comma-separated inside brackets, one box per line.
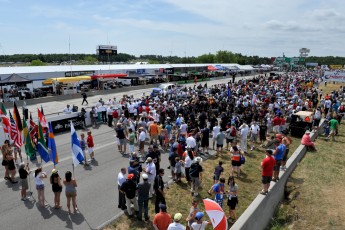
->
[51, 116, 84, 133]
[329, 65, 343, 69]
[324, 71, 345, 82]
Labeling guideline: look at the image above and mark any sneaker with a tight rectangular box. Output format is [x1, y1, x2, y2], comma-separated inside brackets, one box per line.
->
[21, 198, 27, 201]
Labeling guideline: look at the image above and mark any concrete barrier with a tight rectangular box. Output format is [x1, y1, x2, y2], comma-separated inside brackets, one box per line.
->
[231, 121, 324, 230]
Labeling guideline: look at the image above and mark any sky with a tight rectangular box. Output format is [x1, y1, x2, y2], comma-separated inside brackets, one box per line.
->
[0, 0, 345, 58]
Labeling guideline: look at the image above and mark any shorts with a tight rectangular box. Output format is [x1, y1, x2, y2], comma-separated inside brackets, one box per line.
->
[273, 125, 280, 133]
[213, 174, 220, 181]
[191, 177, 200, 187]
[20, 178, 28, 190]
[65, 191, 77, 197]
[139, 141, 145, 150]
[273, 160, 282, 171]
[53, 185, 63, 193]
[330, 129, 336, 135]
[262, 176, 272, 184]
[226, 138, 234, 144]
[231, 160, 241, 167]
[88, 147, 94, 154]
[260, 134, 266, 141]
[36, 184, 45, 190]
[119, 138, 127, 145]
[227, 196, 238, 210]
[201, 140, 209, 147]
[251, 134, 258, 142]
[129, 145, 134, 153]
[2, 160, 8, 166]
[217, 144, 223, 148]
[116, 138, 120, 145]
[283, 148, 290, 161]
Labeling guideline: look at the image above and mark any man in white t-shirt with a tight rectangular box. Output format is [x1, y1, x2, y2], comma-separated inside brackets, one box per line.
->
[186, 135, 197, 151]
[239, 123, 249, 153]
[143, 157, 156, 198]
[250, 121, 260, 151]
[138, 127, 146, 155]
[191, 212, 211, 230]
[168, 213, 185, 230]
[212, 122, 220, 150]
[117, 168, 127, 210]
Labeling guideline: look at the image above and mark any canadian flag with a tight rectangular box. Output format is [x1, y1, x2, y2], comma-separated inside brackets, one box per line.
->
[38, 108, 47, 128]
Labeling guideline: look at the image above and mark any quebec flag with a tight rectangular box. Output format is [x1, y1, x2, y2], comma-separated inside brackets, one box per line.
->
[71, 121, 84, 166]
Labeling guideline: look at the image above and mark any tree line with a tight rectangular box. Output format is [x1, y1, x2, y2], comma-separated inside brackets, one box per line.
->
[0, 51, 344, 66]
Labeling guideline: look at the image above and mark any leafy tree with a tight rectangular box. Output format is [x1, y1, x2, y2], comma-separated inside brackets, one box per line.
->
[31, 59, 46, 66]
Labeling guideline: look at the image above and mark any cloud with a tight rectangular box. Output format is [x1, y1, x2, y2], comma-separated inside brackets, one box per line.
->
[264, 20, 320, 32]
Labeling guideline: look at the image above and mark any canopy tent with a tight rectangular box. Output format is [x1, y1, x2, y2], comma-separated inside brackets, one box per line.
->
[214, 64, 228, 71]
[0, 73, 32, 86]
[43, 76, 91, 85]
[207, 65, 218, 71]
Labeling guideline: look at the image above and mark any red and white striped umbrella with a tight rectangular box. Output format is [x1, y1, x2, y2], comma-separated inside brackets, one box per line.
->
[203, 198, 228, 230]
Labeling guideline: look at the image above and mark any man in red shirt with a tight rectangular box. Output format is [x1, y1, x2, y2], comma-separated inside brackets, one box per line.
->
[153, 204, 171, 230]
[260, 149, 276, 195]
[272, 115, 281, 133]
[87, 131, 95, 161]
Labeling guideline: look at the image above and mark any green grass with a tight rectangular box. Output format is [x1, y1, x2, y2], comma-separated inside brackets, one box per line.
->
[268, 83, 345, 230]
[106, 137, 300, 230]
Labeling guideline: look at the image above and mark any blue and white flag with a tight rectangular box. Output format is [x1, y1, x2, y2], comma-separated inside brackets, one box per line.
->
[70, 121, 84, 166]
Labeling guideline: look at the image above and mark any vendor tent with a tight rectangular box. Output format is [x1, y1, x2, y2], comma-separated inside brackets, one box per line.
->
[207, 65, 218, 71]
[0, 73, 32, 86]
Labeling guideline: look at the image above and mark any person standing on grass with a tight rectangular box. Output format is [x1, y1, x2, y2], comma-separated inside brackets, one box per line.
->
[186, 198, 199, 228]
[227, 176, 238, 223]
[120, 173, 138, 217]
[19, 162, 30, 201]
[216, 129, 226, 156]
[168, 213, 185, 230]
[260, 149, 276, 195]
[272, 140, 286, 182]
[212, 177, 226, 207]
[153, 204, 171, 230]
[117, 168, 127, 210]
[190, 157, 203, 197]
[63, 171, 78, 213]
[328, 116, 339, 141]
[137, 173, 151, 223]
[201, 125, 210, 154]
[281, 132, 292, 171]
[230, 146, 241, 177]
[50, 168, 63, 209]
[239, 123, 249, 154]
[86, 131, 95, 162]
[154, 168, 166, 214]
[191, 212, 211, 230]
[212, 122, 221, 150]
[249, 121, 260, 151]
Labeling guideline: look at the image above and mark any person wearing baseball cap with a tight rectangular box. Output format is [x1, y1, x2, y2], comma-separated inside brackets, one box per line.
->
[137, 173, 151, 222]
[167, 213, 184, 230]
[260, 149, 276, 195]
[191, 212, 211, 229]
[119, 173, 138, 217]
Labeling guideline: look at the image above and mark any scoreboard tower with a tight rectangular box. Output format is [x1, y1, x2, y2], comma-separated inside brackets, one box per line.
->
[96, 45, 117, 63]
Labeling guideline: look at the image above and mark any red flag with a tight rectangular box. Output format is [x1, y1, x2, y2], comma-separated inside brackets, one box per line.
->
[13, 102, 23, 132]
[9, 112, 23, 148]
[38, 108, 47, 128]
[0, 103, 11, 133]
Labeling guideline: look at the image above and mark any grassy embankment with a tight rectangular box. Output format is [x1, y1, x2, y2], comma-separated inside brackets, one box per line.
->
[269, 83, 345, 230]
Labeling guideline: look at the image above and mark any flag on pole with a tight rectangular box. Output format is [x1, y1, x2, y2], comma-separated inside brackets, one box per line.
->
[9, 112, 23, 148]
[37, 122, 50, 163]
[48, 122, 58, 165]
[13, 102, 23, 132]
[38, 108, 47, 128]
[0, 103, 10, 133]
[71, 121, 84, 166]
[29, 112, 38, 139]
[41, 105, 45, 116]
[23, 118, 35, 157]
